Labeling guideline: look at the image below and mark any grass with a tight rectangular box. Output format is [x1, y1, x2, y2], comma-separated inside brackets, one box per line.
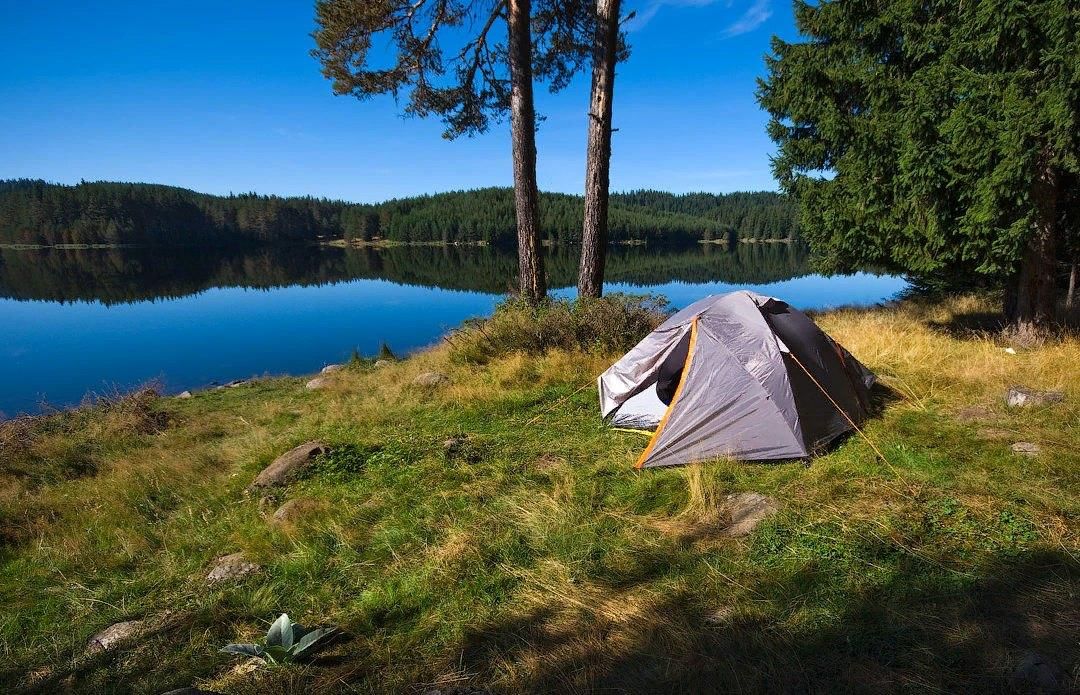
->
[0, 295, 1077, 693]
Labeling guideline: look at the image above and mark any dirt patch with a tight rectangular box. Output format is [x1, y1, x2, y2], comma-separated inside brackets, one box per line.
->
[532, 453, 567, 472]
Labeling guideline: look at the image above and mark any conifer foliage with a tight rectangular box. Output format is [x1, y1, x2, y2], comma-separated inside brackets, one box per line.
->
[758, 0, 1079, 330]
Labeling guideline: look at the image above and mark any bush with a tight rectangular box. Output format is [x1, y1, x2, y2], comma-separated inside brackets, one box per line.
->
[448, 294, 669, 364]
[377, 341, 397, 361]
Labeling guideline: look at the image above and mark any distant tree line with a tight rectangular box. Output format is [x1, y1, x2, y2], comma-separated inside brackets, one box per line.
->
[0, 180, 798, 247]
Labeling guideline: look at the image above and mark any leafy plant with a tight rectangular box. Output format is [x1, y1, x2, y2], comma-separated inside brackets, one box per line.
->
[220, 613, 335, 664]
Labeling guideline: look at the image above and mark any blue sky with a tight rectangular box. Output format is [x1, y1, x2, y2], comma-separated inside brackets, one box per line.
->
[0, 0, 796, 203]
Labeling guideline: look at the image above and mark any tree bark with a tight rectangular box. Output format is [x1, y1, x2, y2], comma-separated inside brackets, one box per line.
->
[1005, 154, 1059, 335]
[507, 0, 546, 303]
[577, 0, 621, 299]
[1067, 262, 1077, 310]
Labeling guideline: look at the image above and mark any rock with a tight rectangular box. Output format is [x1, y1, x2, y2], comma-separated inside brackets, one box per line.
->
[305, 377, 329, 390]
[1006, 386, 1065, 408]
[722, 492, 779, 537]
[176, 390, 193, 399]
[413, 372, 449, 388]
[206, 552, 261, 584]
[85, 619, 147, 655]
[374, 359, 392, 368]
[272, 498, 319, 524]
[321, 364, 344, 374]
[248, 441, 329, 489]
[1011, 651, 1068, 694]
[227, 380, 246, 389]
[956, 406, 993, 422]
[1011, 442, 1040, 456]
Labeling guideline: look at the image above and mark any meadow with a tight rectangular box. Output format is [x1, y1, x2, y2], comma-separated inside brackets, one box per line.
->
[1, 295, 1077, 693]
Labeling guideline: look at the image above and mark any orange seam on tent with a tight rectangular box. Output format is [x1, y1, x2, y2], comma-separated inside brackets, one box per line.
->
[635, 318, 698, 469]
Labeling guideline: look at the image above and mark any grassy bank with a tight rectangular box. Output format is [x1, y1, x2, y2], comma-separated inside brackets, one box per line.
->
[1, 296, 1077, 693]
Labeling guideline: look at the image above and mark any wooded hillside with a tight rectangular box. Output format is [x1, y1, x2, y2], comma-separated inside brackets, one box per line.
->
[0, 180, 798, 246]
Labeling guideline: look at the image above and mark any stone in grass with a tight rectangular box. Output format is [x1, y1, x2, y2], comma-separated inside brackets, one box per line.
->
[1005, 386, 1065, 408]
[1011, 442, 1040, 456]
[176, 390, 193, 399]
[305, 377, 330, 390]
[321, 364, 344, 374]
[85, 619, 148, 655]
[272, 498, 320, 524]
[206, 552, 261, 584]
[722, 492, 779, 537]
[413, 372, 450, 388]
[374, 359, 393, 368]
[1010, 651, 1068, 694]
[248, 441, 329, 490]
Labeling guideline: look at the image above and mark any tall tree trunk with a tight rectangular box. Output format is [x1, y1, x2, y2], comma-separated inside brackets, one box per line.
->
[507, 0, 545, 303]
[1005, 154, 1058, 336]
[577, 0, 621, 299]
[1067, 262, 1077, 310]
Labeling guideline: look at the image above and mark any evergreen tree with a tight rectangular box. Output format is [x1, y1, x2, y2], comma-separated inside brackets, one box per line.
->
[759, 0, 1079, 334]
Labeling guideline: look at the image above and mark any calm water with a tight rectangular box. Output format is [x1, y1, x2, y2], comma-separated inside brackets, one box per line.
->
[0, 244, 908, 417]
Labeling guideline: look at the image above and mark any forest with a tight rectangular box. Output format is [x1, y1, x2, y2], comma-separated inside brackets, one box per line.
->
[0, 180, 798, 247]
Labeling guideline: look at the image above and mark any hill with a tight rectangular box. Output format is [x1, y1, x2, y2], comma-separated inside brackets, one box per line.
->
[1, 295, 1077, 693]
[0, 180, 798, 247]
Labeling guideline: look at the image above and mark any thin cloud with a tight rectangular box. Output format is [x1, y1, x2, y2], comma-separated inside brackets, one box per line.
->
[720, 0, 773, 37]
[626, 0, 720, 32]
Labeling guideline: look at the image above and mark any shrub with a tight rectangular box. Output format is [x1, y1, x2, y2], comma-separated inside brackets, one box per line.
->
[448, 294, 669, 364]
[377, 341, 397, 361]
[0, 386, 165, 487]
[220, 613, 335, 664]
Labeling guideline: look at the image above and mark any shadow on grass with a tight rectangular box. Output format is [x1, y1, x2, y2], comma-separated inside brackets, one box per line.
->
[449, 550, 1078, 693]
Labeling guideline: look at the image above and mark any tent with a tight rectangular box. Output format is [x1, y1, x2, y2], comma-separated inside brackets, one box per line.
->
[598, 291, 876, 468]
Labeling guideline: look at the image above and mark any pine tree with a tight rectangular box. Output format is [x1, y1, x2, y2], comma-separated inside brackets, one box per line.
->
[758, 0, 1079, 334]
[312, 0, 593, 303]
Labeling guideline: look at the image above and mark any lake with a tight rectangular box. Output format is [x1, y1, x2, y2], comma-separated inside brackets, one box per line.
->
[0, 243, 908, 417]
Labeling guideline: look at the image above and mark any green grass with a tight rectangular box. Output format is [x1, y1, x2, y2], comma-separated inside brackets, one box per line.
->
[0, 296, 1077, 693]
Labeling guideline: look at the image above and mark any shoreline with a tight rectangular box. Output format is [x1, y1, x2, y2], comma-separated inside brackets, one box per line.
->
[2, 237, 802, 252]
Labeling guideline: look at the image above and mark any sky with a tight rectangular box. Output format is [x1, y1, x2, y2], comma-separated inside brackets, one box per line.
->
[0, 0, 798, 203]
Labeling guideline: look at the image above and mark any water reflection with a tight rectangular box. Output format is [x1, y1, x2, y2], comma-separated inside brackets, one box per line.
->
[0, 242, 811, 304]
[0, 242, 907, 417]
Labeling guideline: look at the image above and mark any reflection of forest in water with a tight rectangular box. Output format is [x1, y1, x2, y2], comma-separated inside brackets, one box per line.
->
[0, 242, 812, 305]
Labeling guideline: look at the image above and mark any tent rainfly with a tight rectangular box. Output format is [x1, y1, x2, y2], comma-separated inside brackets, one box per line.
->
[598, 291, 876, 468]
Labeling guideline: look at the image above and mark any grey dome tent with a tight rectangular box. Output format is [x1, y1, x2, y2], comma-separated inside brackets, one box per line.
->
[598, 291, 876, 468]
